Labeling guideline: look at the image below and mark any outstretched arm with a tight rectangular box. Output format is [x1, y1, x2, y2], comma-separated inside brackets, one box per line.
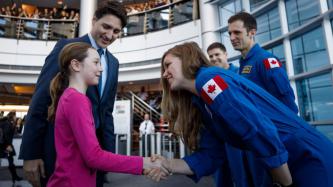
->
[145, 155, 192, 182]
[162, 158, 193, 175]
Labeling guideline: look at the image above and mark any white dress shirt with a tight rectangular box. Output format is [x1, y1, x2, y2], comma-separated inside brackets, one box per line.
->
[139, 120, 155, 135]
[88, 33, 108, 96]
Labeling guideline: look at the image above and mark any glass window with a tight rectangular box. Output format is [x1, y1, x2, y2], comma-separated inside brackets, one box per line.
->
[315, 125, 333, 142]
[285, 0, 320, 31]
[256, 8, 281, 44]
[218, 0, 241, 27]
[220, 31, 240, 58]
[328, 0, 333, 9]
[296, 73, 333, 122]
[250, 0, 270, 11]
[291, 27, 329, 74]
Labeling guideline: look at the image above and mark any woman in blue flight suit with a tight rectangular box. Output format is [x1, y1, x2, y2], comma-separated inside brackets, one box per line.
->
[156, 42, 333, 187]
[192, 96, 272, 187]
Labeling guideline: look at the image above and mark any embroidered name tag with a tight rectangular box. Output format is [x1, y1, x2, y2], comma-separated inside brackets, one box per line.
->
[241, 65, 252, 74]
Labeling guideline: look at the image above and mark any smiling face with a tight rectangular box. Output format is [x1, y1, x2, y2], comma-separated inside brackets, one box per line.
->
[207, 48, 228, 69]
[90, 14, 122, 48]
[162, 54, 185, 91]
[228, 20, 255, 53]
[79, 48, 103, 86]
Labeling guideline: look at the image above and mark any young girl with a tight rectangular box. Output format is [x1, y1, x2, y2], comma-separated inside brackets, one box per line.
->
[150, 42, 333, 187]
[46, 42, 160, 187]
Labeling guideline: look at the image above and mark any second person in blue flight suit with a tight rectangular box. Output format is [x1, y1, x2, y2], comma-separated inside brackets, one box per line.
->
[148, 42, 333, 187]
[207, 42, 239, 74]
[207, 41, 246, 187]
[228, 12, 298, 113]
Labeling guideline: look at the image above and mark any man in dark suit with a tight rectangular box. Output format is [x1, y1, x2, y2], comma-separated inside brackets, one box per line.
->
[19, 1, 127, 187]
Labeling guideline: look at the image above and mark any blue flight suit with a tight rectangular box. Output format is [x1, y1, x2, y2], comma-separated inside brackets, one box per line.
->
[191, 96, 271, 187]
[183, 67, 333, 187]
[228, 63, 239, 74]
[239, 44, 298, 113]
[214, 64, 247, 187]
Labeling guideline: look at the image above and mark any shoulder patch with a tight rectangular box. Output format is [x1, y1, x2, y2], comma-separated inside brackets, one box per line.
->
[263, 58, 282, 69]
[200, 76, 228, 104]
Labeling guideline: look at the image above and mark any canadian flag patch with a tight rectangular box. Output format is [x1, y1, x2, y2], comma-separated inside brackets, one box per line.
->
[263, 58, 282, 69]
[200, 76, 228, 104]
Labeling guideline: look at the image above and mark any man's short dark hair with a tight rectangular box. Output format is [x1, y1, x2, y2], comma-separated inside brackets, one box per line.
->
[207, 42, 227, 53]
[6, 110, 16, 122]
[228, 12, 257, 32]
[94, 0, 127, 28]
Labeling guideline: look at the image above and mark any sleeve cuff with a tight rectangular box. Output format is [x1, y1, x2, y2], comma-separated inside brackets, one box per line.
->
[259, 151, 288, 168]
[182, 156, 203, 182]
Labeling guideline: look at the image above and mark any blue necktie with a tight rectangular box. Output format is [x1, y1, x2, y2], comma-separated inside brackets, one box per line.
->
[97, 48, 104, 97]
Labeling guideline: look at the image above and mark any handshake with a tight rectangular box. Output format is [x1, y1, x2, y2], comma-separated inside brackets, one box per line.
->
[142, 155, 171, 182]
[142, 155, 193, 182]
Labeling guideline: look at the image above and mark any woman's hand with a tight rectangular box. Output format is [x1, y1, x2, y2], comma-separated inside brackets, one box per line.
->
[270, 163, 293, 186]
[143, 155, 170, 182]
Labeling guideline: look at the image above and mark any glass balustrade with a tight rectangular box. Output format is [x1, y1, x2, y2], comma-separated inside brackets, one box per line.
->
[0, 0, 197, 40]
[0, 15, 78, 40]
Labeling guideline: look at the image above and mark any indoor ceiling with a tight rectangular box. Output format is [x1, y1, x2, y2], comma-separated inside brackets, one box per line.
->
[0, 83, 34, 105]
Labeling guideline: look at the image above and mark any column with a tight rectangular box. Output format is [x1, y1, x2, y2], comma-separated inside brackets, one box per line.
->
[279, 0, 299, 111]
[319, 0, 333, 65]
[198, 0, 220, 52]
[79, 0, 97, 36]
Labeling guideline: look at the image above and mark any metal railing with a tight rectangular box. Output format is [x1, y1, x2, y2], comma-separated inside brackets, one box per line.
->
[139, 133, 186, 158]
[114, 132, 186, 159]
[127, 91, 161, 123]
[0, 14, 78, 40]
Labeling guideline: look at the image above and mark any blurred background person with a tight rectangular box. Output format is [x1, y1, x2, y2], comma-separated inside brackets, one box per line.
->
[0, 111, 23, 185]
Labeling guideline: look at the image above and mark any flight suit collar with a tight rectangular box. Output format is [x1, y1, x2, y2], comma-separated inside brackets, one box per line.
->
[240, 43, 260, 63]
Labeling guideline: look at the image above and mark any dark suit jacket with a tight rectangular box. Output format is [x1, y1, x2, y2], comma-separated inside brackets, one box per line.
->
[19, 34, 119, 178]
[0, 118, 16, 158]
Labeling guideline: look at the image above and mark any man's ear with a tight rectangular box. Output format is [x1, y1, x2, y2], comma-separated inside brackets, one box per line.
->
[70, 59, 81, 72]
[249, 29, 256, 38]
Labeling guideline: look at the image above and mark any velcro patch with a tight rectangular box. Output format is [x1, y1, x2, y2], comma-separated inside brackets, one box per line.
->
[200, 76, 228, 104]
[263, 58, 282, 69]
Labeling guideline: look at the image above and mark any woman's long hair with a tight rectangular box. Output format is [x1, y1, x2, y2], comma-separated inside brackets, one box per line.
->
[48, 42, 93, 122]
[160, 42, 214, 150]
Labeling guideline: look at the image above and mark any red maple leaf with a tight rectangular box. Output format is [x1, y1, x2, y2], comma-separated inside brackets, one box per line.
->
[207, 84, 216, 93]
[270, 59, 277, 64]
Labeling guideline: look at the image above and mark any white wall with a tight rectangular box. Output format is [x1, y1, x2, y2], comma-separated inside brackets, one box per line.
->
[0, 38, 56, 66]
[0, 20, 202, 84]
[111, 21, 202, 64]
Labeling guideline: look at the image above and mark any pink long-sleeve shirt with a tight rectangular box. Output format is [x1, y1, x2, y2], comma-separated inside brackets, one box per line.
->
[47, 88, 143, 187]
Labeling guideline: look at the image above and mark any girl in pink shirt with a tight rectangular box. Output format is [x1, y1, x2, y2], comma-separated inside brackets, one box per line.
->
[46, 42, 162, 187]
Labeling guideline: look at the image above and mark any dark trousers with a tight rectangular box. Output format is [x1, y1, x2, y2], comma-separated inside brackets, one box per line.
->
[7, 156, 19, 182]
[96, 171, 107, 187]
[142, 134, 151, 156]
